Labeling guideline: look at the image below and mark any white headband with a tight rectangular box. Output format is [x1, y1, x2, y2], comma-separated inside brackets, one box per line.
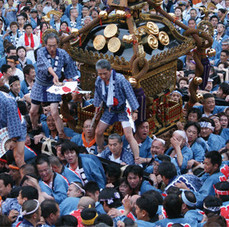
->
[181, 190, 196, 207]
[174, 130, 188, 143]
[153, 136, 166, 145]
[21, 200, 40, 216]
[199, 122, 214, 131]
[71, 182, 85, 194]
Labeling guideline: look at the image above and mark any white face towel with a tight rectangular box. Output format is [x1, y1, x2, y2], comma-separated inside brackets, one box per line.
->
[102, 70, 115, 107]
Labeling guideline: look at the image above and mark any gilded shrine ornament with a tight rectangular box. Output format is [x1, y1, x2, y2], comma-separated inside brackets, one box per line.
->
[93, 35, 106, 50]
[158, 31, 170, 45]
[104, 24, 119, 38]
[147, 34, 158, 49]
[107, 37, 121, 53]
[146, 22, 159, 36]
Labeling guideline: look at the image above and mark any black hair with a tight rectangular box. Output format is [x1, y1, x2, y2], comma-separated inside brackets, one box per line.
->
[219, 82, 229, 95]
[20, 186, 38, 200]
[166, 186, 181, 196]
[94, 214, 113, 226]
[203, 93, 214, 100]
[20, 174, 39, 186]
[214, 181, 229, 202]
[143, 190, 163, 205]
[84, 181, 100, 194]
[204, 215, 227, 227]
[221, 50, 229, 56]
[203, 195, 222, 216]
[136, 194, 159, 220]
[163, 194, 182, 219]
[205, 151, 222, 169]
[0, 173, 13, 187]
[184, 121, 201, 134]
[61, 140, 80, 156]
[16, 46, 26, 54]
[158, 162, 177, 180]
[23, 64, 35, 76]
[99, 188, 122, 208]
[23, 23, 32, 30]
[6, 45, 16, 54]
[210, 15, 219, 21]
[10, 22, 18, 28]
[0, 214, 11, 226]
[41, 199, 59, 219]
[187, 107, 202, 121]
[199, 117, 215, 127]
[123, 165, 143, 179]
[35, 154, 51, 166]
[106, 164, 121, 179]
[40, 22, 49, 32]
[1, 64, 11, 74]
[55, 215, 78, 226]
[183, 190, 196, 210]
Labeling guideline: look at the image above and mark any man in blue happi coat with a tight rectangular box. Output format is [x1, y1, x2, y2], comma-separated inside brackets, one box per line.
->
[35, 155, 68, 204]
[30, 32, 77, 138]
[0, 90, 26, 167]
[93, 59, 140, 159]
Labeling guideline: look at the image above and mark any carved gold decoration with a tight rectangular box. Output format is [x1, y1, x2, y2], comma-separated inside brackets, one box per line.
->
[104, 24, 119, 38]
[116, 10, 126, 18]
[152, 0, 163, 7]
[71, 28, 79, 37]
[158, 31, 169, 45]
[93, 35, 106, 50]
[123, 34, 134, 43]
[139, 61, 177, 97]
[197, 20, 214, 37]
[148, 34, 158, 49]
[193, 77, 202, 85]
[196, 93, 203, 102]
[146, 22, 159, 36]
[207, 48, 216, 57]
[128, 77, 138, 88]
[99, 10, 108, 19]
[107, 37, 121, 53]
[138, 27, 146, 36]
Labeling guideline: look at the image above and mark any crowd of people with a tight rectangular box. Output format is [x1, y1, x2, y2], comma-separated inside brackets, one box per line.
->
[0, 0, 228, 226]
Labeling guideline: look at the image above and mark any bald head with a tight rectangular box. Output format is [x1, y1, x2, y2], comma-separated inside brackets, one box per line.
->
[77, 196, 95, 210]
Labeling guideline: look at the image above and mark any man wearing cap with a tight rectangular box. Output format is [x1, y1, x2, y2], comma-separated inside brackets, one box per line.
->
[30, 32, 77, 138]
[199, 117, 225, 152]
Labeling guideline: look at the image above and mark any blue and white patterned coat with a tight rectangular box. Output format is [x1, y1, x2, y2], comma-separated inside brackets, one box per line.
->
[30, 47, 77, 102]
[94, 71, 139, 111]
[0, 91, 26, 141]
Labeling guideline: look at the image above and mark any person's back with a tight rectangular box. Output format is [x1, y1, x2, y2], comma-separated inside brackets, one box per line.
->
[155, 194, 198, 227]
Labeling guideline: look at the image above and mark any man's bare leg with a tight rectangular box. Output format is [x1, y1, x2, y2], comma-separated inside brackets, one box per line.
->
[50, 103, 65, 138]
[123, 126, 139, 159]
[29, 103, 40, 130]
[95, 121, 109, 153]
